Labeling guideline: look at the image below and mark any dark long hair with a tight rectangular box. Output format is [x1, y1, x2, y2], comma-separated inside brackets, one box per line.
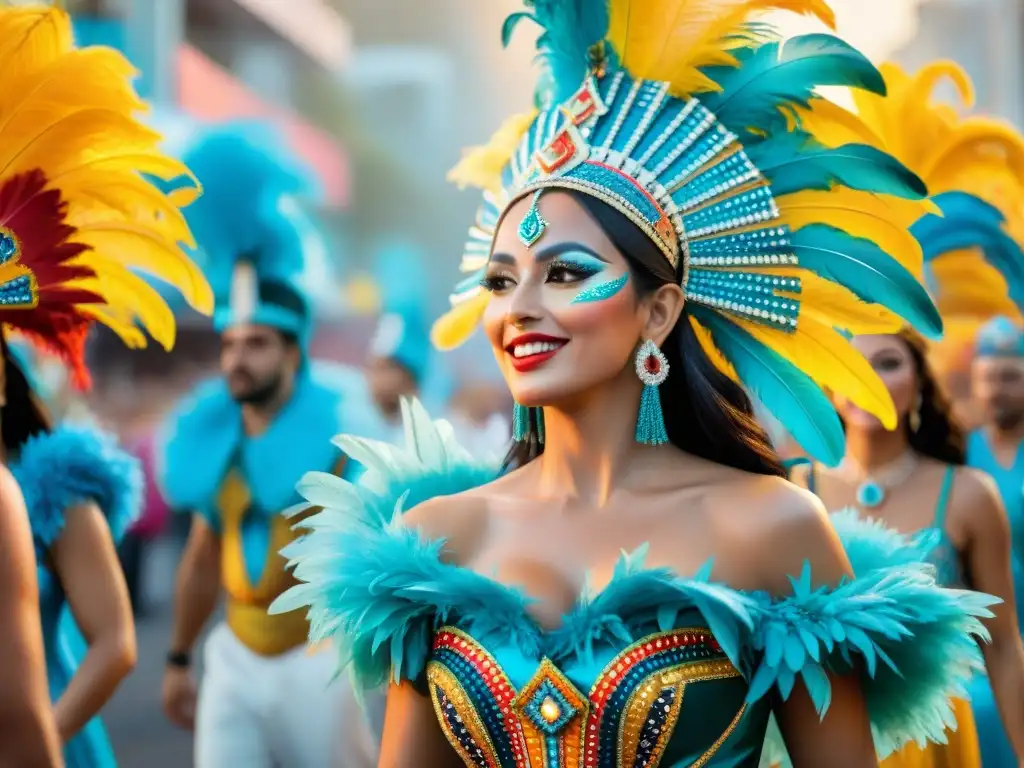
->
[503, 191, 785, 477]
[899, 328, 966, 465]
[1, 335, 53, 456]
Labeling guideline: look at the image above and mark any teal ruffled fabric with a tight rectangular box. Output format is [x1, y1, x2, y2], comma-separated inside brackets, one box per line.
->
[273, 400, 996, 758]
[12, 424, 143, 548]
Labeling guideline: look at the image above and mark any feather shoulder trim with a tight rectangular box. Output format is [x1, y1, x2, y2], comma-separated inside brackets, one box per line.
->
[756, 508, 996, 763]
[12, 423, 143, 548]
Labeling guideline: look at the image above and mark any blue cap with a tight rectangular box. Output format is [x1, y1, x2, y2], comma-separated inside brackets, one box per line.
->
[976, 316, 1024, 357]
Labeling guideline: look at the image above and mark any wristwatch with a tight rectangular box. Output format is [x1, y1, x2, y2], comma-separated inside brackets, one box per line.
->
[166, 650, 191, 669]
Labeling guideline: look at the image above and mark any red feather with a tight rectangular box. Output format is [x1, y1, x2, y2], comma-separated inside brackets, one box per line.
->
[0, 170, 102, 388]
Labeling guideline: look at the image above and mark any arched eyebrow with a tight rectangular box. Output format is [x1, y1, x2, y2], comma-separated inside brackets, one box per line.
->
[489, 241, 608, 266]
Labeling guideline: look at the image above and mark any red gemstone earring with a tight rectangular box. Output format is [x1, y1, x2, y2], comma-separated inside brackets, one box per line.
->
[635, 339, 669, 445]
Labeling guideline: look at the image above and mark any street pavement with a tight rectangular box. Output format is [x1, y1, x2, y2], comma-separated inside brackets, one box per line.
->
[104, 539, 193, 767]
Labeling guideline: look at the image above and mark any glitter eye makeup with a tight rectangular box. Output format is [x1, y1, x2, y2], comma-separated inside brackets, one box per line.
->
[571, 272, 628, 304]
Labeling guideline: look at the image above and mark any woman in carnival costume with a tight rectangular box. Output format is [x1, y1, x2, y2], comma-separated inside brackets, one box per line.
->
[155, 121, 381, 768]
[789, 60, 1024, 768]
[273, 1, 998, 765]
[0, 5, 212, 766]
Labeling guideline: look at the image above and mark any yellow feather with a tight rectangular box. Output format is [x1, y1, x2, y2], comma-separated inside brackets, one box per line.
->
[72, 225, 212, 314]
[448, 111, 537, 194]
[0, 108, 162, 182]
[777, 188, 926, 278]
[0, 7, 71, 85]
[794, 97, 886, 149]
[924, 119, 1024, 190]
[430, 291, 490, 350]
[688, 314, 740, 382]
[607, 0, 834, 96]
[69, 256, 177, 349]
[76, 304, 148, 349]
[736, 314, 897, 428]
[62, 172, 196, 247]
[930, 249, 1020, 320]
[0, 47, 146, 146]
[772, 268, 904, 334]
[51, 152, 201, 200]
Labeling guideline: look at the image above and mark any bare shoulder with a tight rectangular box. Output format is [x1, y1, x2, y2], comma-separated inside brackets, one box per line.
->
[948, 465, 1006, 534]
[712, 472, 851, 595]
[402, 486, 493, 567]
[950, 465, 1001, 509]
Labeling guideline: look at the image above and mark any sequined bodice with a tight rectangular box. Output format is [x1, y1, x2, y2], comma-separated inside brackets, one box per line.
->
[426, 610, 770, 768]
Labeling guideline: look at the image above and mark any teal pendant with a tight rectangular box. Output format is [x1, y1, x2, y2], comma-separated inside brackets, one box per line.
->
[518, 191, 548, 247]
[856, 481, 885, 508]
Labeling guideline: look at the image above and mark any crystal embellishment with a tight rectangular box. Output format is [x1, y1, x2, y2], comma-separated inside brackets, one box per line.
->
[522, 679, 576, 736]
[0, 230, 16, 264]
[518, 191, 548, 247]
[636, 339, 669, 387]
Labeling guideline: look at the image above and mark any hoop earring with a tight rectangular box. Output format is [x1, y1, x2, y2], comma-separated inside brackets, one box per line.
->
[909, 394, 922, 432]
[635, 339, 669, 445]
[512, 403, 544, 443]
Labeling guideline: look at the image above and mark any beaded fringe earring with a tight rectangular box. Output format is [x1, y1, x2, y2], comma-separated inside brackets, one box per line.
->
[513, 403, 545, 443]
[635, 339, 669, 445]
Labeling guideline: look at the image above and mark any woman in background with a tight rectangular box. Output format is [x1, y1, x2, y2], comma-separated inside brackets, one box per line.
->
[791, 329, 1024, 766]
[0, 6, 211, 765]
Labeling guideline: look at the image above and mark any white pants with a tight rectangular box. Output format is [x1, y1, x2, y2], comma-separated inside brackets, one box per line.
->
[196, 622, 381, 768]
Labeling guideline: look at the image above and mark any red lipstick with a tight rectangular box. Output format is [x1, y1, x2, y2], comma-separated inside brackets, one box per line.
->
[505, 333, 568, 373]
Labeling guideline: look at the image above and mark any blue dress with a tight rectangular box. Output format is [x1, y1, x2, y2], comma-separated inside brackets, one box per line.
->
[272, 402, 999, 767]
[12, 425, 142, 768]
[966, 431, 1024, 768]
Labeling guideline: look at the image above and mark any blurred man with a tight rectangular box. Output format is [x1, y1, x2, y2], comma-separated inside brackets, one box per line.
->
[155, 123, 377, 768]
[366, 308, 429, 443]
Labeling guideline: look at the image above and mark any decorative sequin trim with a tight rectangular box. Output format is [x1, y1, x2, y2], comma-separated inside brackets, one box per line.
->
[512, 658, 590, 768]
[584, 629, 739, 768]
[428, 665, 502, 768]
[432, 628, 530, 766]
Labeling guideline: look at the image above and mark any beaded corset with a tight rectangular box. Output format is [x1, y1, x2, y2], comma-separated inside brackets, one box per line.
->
[426, 619, 767, 768]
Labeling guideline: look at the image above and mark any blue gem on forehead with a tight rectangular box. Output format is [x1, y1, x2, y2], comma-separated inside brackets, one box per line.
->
[518, 191, 548, 247]
[0, 231, 17, 264]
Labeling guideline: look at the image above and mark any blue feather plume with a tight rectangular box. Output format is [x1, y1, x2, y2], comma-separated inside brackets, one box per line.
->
[177, 121, 322, 301]
[912, 191, 1024, 310]
[791, 224, 943, 338]
[690, 307, 845, 466]
[747, 134, 927, 199]
[701, 35, 884, 133]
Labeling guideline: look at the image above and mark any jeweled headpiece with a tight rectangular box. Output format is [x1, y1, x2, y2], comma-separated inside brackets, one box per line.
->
[175, 121, 324, 347]
[430, 0, 943, 465]
[0, 6, 212, 388]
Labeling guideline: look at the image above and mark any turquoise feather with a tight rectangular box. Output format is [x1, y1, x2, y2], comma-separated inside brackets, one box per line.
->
[12, 425, 143, 548]
[275, 402, 995, 758]
[689, 306, 845, 466]
[912, 191, 1024, 309]
[701, 35, 884, 132]
[791, 224, 943, 337]
[747, 135, 928, 199]
[759, 509, 997, 765]
[502, 0, 609, 104]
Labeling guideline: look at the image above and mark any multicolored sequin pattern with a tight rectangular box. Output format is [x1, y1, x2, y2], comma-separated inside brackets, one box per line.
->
[427, 627, 742, 768]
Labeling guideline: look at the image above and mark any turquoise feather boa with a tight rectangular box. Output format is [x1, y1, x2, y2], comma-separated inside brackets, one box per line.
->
[273, 400, 995, 758]
[12, 424, 142, 549]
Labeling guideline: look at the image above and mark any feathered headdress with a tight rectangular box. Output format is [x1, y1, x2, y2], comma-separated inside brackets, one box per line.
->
[0, 6, 212, 388]
[429, 0, 940, 465]
[175, 120, 324, 345]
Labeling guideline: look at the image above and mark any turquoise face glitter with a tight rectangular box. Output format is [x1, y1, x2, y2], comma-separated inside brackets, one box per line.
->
[518, 191, 548, 247]
[571, 272, 628, 304]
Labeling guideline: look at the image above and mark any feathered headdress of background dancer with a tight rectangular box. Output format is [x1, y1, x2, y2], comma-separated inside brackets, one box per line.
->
[0, 5, 212, 388]
[174, 120, 325, 347]
[803, 60, 1024, 370]
[428, 0, 942, 465]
